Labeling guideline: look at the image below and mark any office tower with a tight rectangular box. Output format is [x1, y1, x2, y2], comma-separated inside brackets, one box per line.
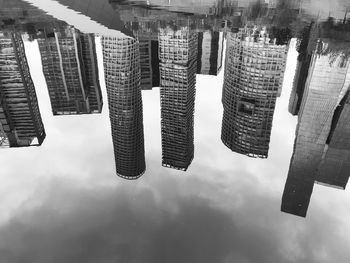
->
[288, 54, 312, 115]
[80, 33, 103, 111]
[0, 32, 46, 148]
[281, 41, 350, 217]
[317, 94, 350, 189]
[221, 26, 288, 158]
[159, 27, 198, 171]
[289, 23, 314, 116]
[37, 25, 103, 115]
[197, 30, 224, 75]
[136, 30, 160, 90]
[101, 37, 146, 179]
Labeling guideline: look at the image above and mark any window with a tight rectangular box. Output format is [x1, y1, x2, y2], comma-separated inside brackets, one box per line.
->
[238, 98, 255, 115]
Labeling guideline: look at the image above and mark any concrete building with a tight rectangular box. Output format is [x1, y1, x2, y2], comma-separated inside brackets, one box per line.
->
[289, 23, 314, 116]
[0, 32, 46, 148]
[197, 30, 224, 75]
[281, 41, 350, 217]
[37, 25, 102, 115]
[159, 27, 198, 171]
[101, 37, 146, 179]
[221, 26, 288, 158]
[288, 54, 312, 115]
[136, 29, 160, 90]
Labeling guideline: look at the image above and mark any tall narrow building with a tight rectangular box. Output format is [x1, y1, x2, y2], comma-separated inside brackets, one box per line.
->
[281, 40, 350, 217]
[159, 27, 198, 171]
[101, 37, 146, 179]
[289, 23, 314, 116]
[37, 25, 103, 115]
[0, 31, 46, 148]
[197, 30, 224, 75]
[288, 53, 312, 115]
[316, 94, 350, 189]
[136, 30, 160, 90]
[221, 26, 288, 158]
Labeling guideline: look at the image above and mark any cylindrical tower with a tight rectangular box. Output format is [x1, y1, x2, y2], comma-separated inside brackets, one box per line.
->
[102, 37, 146, 179]
[221, 26, 287, 158]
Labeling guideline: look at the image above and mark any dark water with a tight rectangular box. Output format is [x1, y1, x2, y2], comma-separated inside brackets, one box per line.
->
[0, 0, 350, 262]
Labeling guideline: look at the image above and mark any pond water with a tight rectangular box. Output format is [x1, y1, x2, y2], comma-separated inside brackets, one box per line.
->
[0, 0, 350, 262]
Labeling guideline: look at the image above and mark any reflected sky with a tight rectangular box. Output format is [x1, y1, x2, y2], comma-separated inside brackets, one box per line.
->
[1, 0, 350, 262]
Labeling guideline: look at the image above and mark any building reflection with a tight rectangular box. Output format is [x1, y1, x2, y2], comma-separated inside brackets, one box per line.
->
[133, 23, 160, 90]
[282, 22, 350, 217]
[0, 31, 46, 148]
[197, 30, 224, 76]
[3, 0, 350, 199]
[159, 26, 198, 171]
[101, 37, 146, 179]
[221, 26, 288, 158]
[37, 25, 103, 115]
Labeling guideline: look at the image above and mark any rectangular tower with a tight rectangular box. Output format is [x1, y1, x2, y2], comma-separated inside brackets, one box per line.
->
[281, 40, 350, 217]
[159, 27, 198, 171]
[137, 30, 160, 90]
[0, 32, 45, 148]
[197, 30, 224, 75]
[37, 25, 102, 115]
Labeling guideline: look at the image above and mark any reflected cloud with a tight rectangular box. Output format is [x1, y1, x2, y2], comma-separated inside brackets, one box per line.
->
[0, 5, 350, 263]
[0, 166, 348, 263]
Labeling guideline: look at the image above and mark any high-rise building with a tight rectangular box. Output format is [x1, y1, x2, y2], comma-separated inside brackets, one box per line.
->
[101, 37, 146, 179]
[288, 54, 312, 115]
[197, 30, 224, 75]
[289, 23, 314, 116]
[281, 41, 350, 217]
[37, 25, 103, 115]
[0, 32, 46, 148]
[221, 26, 288, 158]
[136, 30, 160, 90]
[317, 94, 350, 188]
[159, 27, 198, 171]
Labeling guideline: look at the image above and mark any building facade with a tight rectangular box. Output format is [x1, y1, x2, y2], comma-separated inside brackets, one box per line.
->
[101, 37, 146, 179]
[221, 26, 288, 158]
[37, 25, 103, 115]
[282, 41, 350, 217]
[197, 30, 224, 75]
[136, 29, 160, 90]
[0, 32, 46, 148]
[159, 27, 198, 171]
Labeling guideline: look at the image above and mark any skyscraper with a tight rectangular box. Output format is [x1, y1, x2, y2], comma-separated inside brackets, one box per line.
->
[288, 23, 314, 116]
[316, 93, 350, 188]
[159, 27, 198, 171]
[101, 36, 146, 179]
[197, 30, 224, 75]
[281, 40, 350, 217]
[221, 26, 288, 158]
[0, 31, 46, 148]
[288, 53, 312, 115]
[136, 30, 160, 90]
[37, 25, 103, 115]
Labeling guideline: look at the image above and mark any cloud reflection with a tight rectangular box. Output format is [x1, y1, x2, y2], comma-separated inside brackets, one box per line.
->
[0, 164, 348, 263]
